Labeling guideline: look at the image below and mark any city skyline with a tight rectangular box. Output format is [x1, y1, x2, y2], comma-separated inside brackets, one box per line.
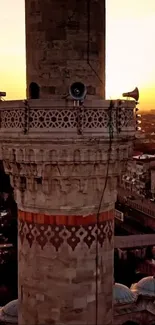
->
[0, 0, 155, 110]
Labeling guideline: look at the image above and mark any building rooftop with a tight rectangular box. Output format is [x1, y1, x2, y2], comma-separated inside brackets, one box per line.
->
[131, 276, 155, 297]
[113, 283, 137, 305]
[133, 154, 155, 162]
[0, 299, 18, 324]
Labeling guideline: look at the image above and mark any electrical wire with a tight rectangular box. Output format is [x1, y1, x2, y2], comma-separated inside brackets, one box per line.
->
[86, 0, 115, 323]
[23, 100, 30, 135]
[95, 100, 114, 325]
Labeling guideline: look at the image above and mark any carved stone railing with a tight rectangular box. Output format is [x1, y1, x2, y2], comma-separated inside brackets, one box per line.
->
[0, 98, 136, 212]
[0, 99, 136, 139]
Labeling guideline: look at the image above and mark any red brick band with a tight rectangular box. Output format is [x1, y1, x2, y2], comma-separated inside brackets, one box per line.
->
[18, 209, 114, 225]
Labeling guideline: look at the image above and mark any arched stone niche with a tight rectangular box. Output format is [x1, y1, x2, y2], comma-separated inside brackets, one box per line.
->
[29, 82, 40, 99]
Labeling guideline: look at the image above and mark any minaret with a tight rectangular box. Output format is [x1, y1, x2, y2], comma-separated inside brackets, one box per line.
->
[0, 1, 136, 324]
[25, 0, 105, 99]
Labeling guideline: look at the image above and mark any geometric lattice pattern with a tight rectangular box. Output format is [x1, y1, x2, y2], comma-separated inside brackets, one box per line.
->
[118, 109, 134, 127]
[19, 219, 113, 251]
[1, 107, 134, 130]
[1, 109, 24, 129]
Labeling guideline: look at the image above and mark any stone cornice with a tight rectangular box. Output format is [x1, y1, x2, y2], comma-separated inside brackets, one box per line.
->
[0, 98, 136, 214]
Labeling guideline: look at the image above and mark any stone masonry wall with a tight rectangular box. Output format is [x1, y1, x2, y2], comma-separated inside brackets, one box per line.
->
[18, 210, 114, 325]
[25, 0, 105, 98]
[4, 138, 119, 325]
[12, 139, 117, 324]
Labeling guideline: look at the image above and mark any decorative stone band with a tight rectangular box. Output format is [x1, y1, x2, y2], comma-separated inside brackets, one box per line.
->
[18, 209, 114, 225]
[18, 209, 114, 251]
[0, 99, 135, 138]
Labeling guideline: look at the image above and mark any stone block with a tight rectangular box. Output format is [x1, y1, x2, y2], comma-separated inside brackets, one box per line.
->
[72, 270, 94, 284]
[86, 294, 96, 303]
[73, 297, 87, 309]
[36, 293, 45, 301]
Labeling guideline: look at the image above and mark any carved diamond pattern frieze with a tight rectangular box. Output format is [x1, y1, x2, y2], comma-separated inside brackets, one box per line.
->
[36, 225, 49, 249]
[19, 220, 113, 251]
[25, 223, 35, 248]
[67, 226, 81, 251]
[107, 220, 113, 242]
[18, 220, 26, 245]
[60, 226, 70, 240]
[44, 226, 53, 241]
[31, 225, 40, 238]
[83, 224, 96, 248]
[50, 225, 64, 251]
[97, 224, 106, 247]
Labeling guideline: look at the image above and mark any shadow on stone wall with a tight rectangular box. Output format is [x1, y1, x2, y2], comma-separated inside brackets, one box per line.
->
[0, 161, 18, 306]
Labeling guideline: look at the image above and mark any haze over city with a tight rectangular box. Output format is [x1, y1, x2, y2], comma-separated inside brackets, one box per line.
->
[0, 0, 155, 111]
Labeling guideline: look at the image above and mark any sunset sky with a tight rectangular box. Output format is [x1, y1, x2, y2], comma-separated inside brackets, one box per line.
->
[0, 0, 155, 110]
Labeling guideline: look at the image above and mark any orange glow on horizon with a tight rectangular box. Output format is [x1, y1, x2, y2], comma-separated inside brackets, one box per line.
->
[0, 0, 155, 110]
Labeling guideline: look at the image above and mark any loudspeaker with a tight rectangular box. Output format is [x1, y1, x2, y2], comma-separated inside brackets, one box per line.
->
[69, 82, 87, 100]
[122, 87, 139, 101]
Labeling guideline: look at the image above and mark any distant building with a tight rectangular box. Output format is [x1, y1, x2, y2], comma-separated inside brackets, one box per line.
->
[140, 112, 155, 140]
[114, 277, 155, 325]
[121, 154, 155, 198]
[150, 167, 155, 199]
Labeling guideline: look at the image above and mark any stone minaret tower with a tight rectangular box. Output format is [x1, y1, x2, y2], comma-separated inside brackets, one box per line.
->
[25, 0, 105, 99]
[0, 1, 136, 324]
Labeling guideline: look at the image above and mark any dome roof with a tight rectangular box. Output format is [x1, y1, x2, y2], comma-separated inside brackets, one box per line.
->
[131, 276, 155, 297]
[0, 299, 18, 324]
[113, 283, 137, 305]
